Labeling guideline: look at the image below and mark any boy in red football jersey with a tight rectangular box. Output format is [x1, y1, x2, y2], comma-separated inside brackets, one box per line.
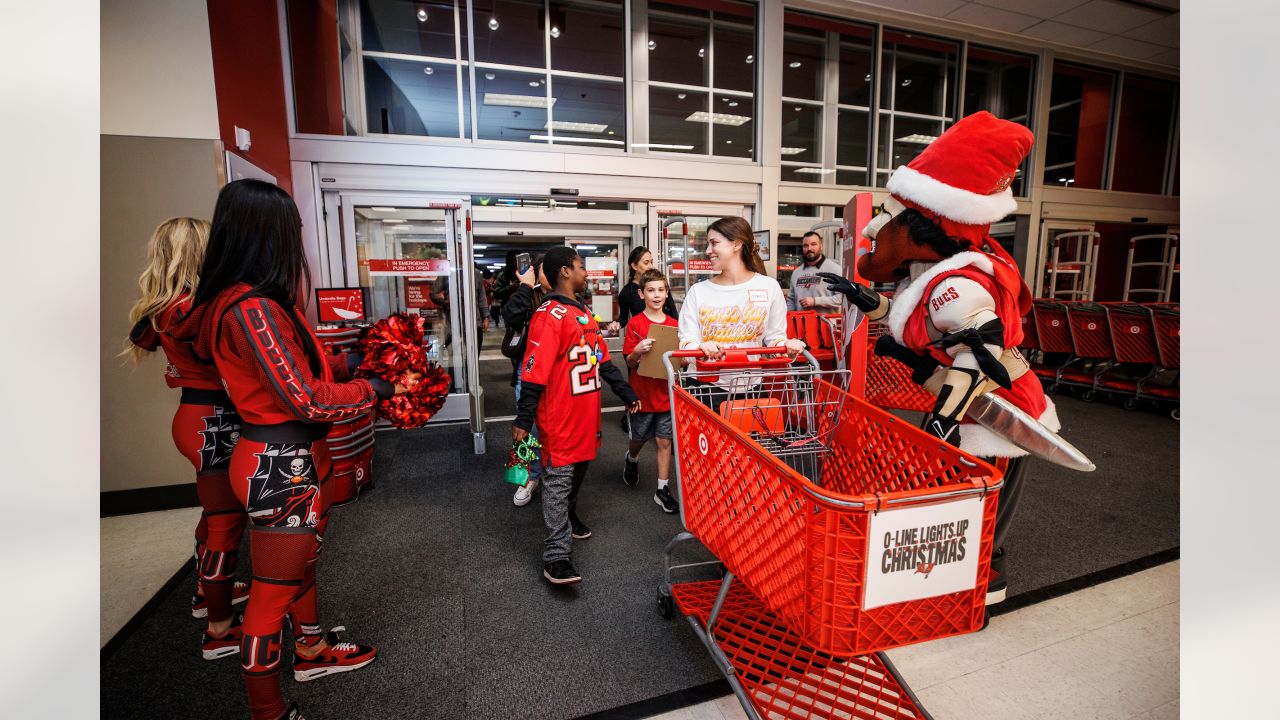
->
[513, 246, 641, 585]
[620, 269, 679, 513]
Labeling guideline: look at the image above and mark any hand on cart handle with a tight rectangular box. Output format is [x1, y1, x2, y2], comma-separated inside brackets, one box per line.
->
[781, 338, 806, 359]
[697, 341, 725, 360]
[626, 400, 643, 414]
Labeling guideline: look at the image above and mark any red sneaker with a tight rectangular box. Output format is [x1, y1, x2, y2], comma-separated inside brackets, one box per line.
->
[292, 627, 377, 682]
[201, 617, 243, 661]
[191, 581, 250, 619]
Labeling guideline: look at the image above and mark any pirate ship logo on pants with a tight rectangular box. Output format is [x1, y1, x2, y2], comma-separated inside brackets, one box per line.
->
[248, 444, 319, 528]
[198, 407, 241, 470]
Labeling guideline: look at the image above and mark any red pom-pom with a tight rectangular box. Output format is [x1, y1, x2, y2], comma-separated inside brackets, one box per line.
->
[354, 313, 451, 428]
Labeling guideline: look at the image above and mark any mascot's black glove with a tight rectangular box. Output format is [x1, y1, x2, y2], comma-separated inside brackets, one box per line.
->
[816, 272, 882, 314]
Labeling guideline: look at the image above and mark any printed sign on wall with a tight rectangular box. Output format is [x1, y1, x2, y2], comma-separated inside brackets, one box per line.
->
[316, 288, 367, 322]
[863, 497, 984, 610]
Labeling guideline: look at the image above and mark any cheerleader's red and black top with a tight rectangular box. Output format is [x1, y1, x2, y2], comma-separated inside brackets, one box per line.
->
[178, 283, 387, 440]
[129, 293, 224, 398]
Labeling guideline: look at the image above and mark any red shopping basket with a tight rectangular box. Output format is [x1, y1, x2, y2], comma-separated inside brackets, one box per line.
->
[863, 320, 935, 413]
[671, 364, 1002, 657]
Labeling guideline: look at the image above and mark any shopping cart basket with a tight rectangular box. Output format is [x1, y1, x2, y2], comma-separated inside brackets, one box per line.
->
[1147, 303, 1181, 419]
[864, 315, 935, 414]
[659, 348, 1003, 719]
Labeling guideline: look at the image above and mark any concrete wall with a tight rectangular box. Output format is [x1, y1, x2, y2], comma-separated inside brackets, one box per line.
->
[102, 0, 223, 494]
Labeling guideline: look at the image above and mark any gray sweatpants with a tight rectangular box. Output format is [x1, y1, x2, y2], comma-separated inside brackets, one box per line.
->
[542, 460, 590, 563]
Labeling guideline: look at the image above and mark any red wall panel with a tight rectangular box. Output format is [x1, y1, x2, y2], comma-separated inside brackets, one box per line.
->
[288, 0, 344, 136]
[207, 0, 293, 194]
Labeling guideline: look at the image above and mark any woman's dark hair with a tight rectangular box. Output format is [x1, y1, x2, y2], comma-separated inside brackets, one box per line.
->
[194, 179, 309, 309]
[898, 208, 968, 258]
[626, 245, 652, 284]
[707, 216, 766, 275]
[193, 179, 321, 371]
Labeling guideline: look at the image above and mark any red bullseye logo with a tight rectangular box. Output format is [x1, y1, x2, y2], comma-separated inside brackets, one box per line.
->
[1051, 320, 1061, 327]
[1087, 322, 1097, 330]
[698, 433, 709, 455]
[1130, 326, 1140, 334]
[356, 467, 364, 481]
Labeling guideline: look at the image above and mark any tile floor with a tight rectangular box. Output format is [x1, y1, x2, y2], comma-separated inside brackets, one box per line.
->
[646, 562, 1179, 720]
[102, 509, 1178, 718]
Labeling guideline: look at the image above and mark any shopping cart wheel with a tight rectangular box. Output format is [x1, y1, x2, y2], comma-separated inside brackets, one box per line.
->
[1171, 407, 1180, 421]
[1122, 397, 1139, 411]
[1045, 382, 1059, 396]
[657, 589, 675, 620]
[1081, 389, 1096, 403]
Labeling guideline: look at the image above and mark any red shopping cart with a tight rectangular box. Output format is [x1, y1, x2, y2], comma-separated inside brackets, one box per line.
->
[659, 348, 1003, 720]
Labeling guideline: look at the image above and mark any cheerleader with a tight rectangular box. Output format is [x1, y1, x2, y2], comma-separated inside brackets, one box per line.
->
[125, 217, 249, 660]
[181, 180, 415, 720]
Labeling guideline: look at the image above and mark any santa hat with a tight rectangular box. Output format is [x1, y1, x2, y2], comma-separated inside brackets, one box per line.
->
[886, 111, 1033, 249]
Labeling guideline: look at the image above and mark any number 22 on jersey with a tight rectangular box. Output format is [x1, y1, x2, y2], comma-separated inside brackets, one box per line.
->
[567, 345, 601, 395]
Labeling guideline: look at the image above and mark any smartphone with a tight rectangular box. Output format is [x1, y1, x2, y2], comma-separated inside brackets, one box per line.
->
[516, 252, 532, 276]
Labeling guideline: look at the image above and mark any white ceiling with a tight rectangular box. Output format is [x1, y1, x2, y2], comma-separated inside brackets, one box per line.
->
[846, 0, 1179, 68]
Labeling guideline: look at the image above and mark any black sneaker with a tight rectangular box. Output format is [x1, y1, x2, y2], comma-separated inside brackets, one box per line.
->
[543, 559, 582, 585]
[654, 486, 678, 514]
[570, 514, 592, 539]
[622, 453, 639, 487]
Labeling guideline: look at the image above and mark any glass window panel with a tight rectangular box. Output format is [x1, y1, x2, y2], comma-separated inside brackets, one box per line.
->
[778, 234, 804, 287]
[782, 28, 824, 101]
[648, 86, 707, 154]
[1044, 62, 1115, 190]
[363, 56, 462, 137]
[879, 114, 944, 173]
[712, 19, 755, 93]
[778, 204, 819, 217]
[837, 38, 873, 107]
[648, 7, 709, 87]
[880, 31, 958, 118]
[1111, 74, 1176, 195]
[964, 46, 1034, 195]
[781, 165, 828, 183]
[289, 0, 356, 135]
[475, 68, 548, 142]
[550, 0, 625, 77]
[781, 103, 821, 164]
[472, 0, 545, 68]
[836, 168, 866, 186]
[712, 94, 753, 159]
[549, 76, 626, 147]
[837, 108, 869, 168]
[360, 0, 458, 57]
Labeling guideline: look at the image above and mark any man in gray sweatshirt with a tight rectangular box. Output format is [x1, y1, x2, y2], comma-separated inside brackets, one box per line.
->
[787, 231, 843, 313]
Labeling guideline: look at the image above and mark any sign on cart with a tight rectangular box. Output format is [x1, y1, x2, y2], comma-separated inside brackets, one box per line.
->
[863, 497, 984, 610]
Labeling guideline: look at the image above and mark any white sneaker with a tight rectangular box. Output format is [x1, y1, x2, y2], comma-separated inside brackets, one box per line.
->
[513, 476, 540, 507]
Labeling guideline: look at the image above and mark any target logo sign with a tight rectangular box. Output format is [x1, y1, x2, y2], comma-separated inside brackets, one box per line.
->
[1051, 320, 1061, 327]
[356, 467, 364, 481]
[698, 433, 709, 455]
[1087, 322, 1097, 330]
[1130, 326, 1140, 334]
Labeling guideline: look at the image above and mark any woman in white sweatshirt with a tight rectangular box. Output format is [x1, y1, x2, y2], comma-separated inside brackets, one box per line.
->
[678, 216, 806, 399]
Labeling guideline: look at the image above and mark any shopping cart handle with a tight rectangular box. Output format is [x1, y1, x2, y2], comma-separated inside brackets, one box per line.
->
[671, 346, 796, 370]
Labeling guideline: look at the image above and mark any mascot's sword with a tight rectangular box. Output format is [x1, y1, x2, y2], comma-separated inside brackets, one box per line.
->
[874, 336, 1096, 472]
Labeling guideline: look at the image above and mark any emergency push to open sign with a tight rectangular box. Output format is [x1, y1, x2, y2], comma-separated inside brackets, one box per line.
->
[862, 496, 985, 611]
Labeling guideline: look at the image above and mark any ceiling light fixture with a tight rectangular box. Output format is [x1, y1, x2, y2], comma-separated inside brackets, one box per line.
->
[698, 48, 705, 58]
[544, 121, 608, 133]
[793, 168, 836, 175]
[550, 26, 560, 38]
[528, 134, 625, 146]
[529, 81, 540, 87]
[424, 66, 434, 75]
[789, 61, 801, 68]
[864, 73, 871, 81]
[575, 245, 598, 250]
[685, 111, 750, 126]
[677, 93, 687, 100]
[745, 54, 754, 64]
[417, 9, 428, 22]
[371, 207, 397, 212]
[895, 133, 937, 145]
[484, 72, 496, 80]
[382, 218, 405, 223]
[473, 244, 490, 249]
[633, 142, 696, 150]
[780, 147, 806, 155]
[484, 93, 556, 108]
[648, 40, 656, 50]
[901, 79, 912, 87]
[488, 17, 499, 30]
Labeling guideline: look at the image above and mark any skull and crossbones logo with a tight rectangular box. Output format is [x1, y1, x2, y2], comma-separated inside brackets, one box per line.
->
[282, 457, 308, 484]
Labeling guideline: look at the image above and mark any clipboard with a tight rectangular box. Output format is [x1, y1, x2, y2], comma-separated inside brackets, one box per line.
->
[637, 323, 679, 379]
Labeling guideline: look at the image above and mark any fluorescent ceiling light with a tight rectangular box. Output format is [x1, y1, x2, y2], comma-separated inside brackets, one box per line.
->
[780, 147, 806, 155]
[574, 245, 598, 250]
[789, 61, 802, 68]
[896, 134, 937, 145]
[528, 134, 624, 146]
[633, 143, 695, 150]
[382, 218, 405, 223]
[685, 111, 750, 126]
[484, 93, 556, 108]
[544, 121, 608, 133]
[371, 207, 398, 212]
[473, 244, 490, 249]
[793, 168, 836, 175]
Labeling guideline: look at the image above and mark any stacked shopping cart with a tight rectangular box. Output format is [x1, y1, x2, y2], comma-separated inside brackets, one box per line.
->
[660, 348, 1003, 720]
[314, 324, 378, 505]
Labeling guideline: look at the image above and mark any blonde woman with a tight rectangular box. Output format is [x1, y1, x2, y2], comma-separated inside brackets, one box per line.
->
[677, 216, 806, 407]
[125, 217, 249, 660]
